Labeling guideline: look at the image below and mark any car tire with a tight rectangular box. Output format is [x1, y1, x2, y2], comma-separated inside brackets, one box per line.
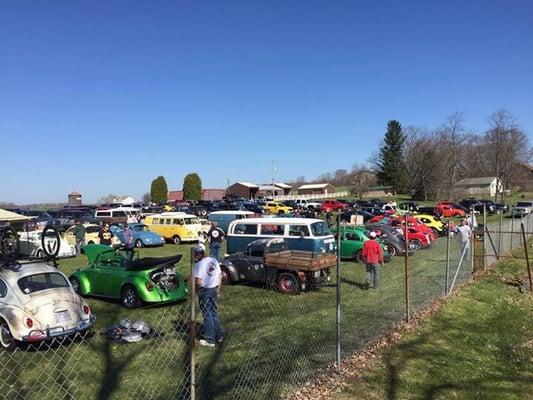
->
[0, 319, 16, 351]
[135, 239, 143, 248]
[220, 266, 230, 285]
[353, 250, 363, 264]
[121, 285, 142, 309]
[172, 236, 181, 245]
[386, 244, 397, 257]
[278, 210, 285, 215]
[69, 277, 82, 294]
[277, 272, 300, 295]
[409, 239, 423, 251]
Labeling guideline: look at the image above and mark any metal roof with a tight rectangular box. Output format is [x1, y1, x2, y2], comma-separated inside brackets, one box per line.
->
[454, 177, 498, 186]
[298, 183, 333, 190]
[235, 182, 259, 188]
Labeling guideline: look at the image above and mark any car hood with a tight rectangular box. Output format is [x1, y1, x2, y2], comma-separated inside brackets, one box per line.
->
[83, 244, 115, 264]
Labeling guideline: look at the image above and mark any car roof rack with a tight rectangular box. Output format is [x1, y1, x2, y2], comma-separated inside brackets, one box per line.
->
[1, 226, 61, 268]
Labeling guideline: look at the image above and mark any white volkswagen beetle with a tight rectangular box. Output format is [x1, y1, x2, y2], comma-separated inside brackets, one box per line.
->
[0, 262, 95, 350]
[18, 230, 76, 259]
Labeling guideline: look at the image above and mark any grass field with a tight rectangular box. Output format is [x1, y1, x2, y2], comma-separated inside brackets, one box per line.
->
[334, 257, 533, 400]
[0, 234, 480, 400]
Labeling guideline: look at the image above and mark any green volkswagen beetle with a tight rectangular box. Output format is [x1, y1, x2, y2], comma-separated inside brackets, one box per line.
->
[333, 226, 390, 263]
[69, 244, 188, 308]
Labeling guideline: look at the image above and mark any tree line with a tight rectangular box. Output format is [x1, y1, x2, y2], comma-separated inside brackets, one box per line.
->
[147, 173, 203, 204]
[297, 110, 531, 201]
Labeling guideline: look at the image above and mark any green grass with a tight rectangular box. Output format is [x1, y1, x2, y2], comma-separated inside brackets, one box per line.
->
[1, 237, 475, 400]
[334, 259, 533, 400]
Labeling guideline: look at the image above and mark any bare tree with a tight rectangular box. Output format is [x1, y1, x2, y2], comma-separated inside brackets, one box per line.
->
[436, 112, 467, 198]
[349, 164, 377, 199]
[475, 110, 531, 201]
[404, 126, 445, 200]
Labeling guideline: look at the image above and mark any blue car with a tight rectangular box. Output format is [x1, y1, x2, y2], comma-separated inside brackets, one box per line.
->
[110, 223, 165, 248]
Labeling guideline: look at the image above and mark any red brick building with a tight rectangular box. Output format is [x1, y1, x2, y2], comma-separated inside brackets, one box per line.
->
[168, 189, 226, 202]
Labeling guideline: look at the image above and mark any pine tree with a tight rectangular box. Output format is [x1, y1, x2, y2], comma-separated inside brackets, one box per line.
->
[376, 120, 408, 193]
[150, 176, 168, 204]
[183, 173, 202, 201]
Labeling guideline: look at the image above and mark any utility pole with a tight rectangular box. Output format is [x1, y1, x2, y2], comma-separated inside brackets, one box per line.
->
[272, 161, 276, 198]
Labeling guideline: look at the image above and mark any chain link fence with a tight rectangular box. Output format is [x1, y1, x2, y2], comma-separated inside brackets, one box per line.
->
[2, 211, 531, 400]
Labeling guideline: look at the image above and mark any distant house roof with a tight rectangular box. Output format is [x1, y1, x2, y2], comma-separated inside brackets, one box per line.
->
[69, 191, 81, 196]
[259, 182, 292, 190]
[235, 182, 259, 188]
[273, 182, 292, 189]
[259, 185, 280, 191]
[368, 185, 394, 190]
[298, 183, 332, 190]
[454, 177, 498, 186]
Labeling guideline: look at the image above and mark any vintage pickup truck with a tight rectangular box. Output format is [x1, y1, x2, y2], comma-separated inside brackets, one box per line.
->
[220, 238, 335, 294]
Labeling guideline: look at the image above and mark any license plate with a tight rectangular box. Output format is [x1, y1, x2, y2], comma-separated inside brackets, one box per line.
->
[55, 312, 71, 323]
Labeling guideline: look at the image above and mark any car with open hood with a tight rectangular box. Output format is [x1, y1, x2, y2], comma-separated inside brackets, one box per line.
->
[69, 244, 188, 308]
[0, 262, 95, 350]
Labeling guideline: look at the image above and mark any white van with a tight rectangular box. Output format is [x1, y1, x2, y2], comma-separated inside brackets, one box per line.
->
[94, 207, 139, 224]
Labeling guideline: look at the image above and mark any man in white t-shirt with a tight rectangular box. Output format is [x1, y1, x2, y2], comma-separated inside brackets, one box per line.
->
[456, 219, 472, 262]
[193, 246, 223, 347]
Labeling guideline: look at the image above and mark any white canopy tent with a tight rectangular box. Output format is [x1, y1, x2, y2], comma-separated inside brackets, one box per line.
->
[0, 209, 32, 223]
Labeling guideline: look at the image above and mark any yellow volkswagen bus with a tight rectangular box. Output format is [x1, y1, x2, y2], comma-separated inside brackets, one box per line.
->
[143, 212, 201, 244]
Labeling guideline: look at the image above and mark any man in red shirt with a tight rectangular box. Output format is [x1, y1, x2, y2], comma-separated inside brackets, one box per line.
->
[361, 231, 384, 289]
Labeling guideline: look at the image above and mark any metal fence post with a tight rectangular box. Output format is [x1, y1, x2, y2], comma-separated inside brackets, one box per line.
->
[445, 222, 450, 295]
[189, 247, 196, 400]
[336, 213, 341, 371]
[470, 208, 475, 276]
[510, 208, 515, 251]
[483, 205, 487, 271]
[520, 223, 533, 293]
[498, 212, 503, 256]
[404, 214, 410, 323]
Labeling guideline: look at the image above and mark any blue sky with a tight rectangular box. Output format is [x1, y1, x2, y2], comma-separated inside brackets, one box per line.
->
[1, 0, 532, 204]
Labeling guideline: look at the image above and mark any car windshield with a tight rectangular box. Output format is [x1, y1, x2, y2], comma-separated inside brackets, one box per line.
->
[310, 222, 331, 237]
[133, 225, 149, 232]
[516, 202, 533, 207]
[18, 273, 69, 294]
[184, 218, 199, 225]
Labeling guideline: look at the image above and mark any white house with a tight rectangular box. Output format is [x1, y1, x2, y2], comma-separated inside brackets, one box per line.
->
[453, 177, 503, 197]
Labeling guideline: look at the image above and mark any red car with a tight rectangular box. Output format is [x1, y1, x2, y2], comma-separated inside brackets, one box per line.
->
[321, 200, 348, 213]
[371, 215, 436, 247]
[435, 202, 465, 218]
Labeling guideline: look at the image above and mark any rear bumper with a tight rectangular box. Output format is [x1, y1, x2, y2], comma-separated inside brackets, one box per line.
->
[22, 315, 95, 342]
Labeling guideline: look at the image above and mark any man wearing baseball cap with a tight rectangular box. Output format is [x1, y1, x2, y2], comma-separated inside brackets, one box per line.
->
[361, 231, 384, 289]
[193, 246, 224, 347]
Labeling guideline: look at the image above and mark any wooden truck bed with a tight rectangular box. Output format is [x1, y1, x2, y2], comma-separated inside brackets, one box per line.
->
[264, 250, 337, 271]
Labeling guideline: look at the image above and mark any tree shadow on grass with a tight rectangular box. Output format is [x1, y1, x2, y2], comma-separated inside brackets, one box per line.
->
[379, 311, 533, 400]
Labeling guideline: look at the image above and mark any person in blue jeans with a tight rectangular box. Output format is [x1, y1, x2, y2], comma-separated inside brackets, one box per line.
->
[207, 222, 225, 261]
[193, 246, 223, 347]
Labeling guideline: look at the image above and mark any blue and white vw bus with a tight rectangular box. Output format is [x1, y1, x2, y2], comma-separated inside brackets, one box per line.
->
[226, 217, 335, 254]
